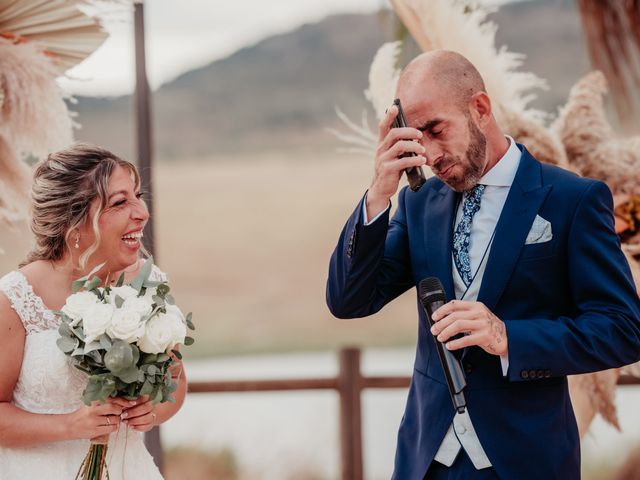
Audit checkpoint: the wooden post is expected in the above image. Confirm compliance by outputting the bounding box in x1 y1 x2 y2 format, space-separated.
338 348 364 480
134 1 155 257
134 1 162 472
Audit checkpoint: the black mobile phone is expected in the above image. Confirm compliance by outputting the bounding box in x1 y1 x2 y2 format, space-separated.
392 98 426 192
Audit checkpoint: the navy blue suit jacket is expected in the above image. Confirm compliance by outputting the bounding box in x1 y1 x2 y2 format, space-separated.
326 146 640 479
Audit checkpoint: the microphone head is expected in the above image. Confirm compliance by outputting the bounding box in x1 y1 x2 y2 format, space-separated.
419 277 446 305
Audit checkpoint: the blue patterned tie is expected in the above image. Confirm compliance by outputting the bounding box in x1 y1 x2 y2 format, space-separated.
453 184 485 287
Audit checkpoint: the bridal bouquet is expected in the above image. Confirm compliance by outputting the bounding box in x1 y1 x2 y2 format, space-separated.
56 258 194 480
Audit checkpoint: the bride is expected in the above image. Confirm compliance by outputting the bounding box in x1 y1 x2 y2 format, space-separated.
0 144 187 478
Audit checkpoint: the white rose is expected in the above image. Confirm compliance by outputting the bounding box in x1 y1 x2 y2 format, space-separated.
164 305 187 342
121 296 153 318
107 309 145 343
61 291 100 326
83 303 115 344
107 285 139 305
138 306 187 354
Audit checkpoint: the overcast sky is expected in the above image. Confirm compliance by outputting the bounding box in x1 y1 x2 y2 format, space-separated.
60 0 521 97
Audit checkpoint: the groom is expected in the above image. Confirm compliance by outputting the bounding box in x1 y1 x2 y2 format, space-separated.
326 50 640 479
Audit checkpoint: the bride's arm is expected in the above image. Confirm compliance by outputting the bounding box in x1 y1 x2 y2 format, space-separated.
0 295 123 447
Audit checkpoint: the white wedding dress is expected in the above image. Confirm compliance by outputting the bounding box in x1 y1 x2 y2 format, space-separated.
0 268 166 479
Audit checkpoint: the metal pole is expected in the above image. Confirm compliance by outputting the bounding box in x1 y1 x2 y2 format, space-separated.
338 348 364 480
133 1 162 472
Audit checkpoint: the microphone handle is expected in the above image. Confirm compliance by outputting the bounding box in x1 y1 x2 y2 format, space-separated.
422 299 467 413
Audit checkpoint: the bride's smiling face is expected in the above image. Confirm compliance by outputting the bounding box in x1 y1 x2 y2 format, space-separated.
78 165 149 274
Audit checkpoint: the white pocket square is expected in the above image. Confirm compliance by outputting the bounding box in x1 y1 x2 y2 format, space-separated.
525 215 553 245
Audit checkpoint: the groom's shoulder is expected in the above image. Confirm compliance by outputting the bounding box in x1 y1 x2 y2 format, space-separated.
528 151 604 196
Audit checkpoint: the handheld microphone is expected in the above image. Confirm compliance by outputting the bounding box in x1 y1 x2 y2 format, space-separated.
418 277 467 413
392 98 427 192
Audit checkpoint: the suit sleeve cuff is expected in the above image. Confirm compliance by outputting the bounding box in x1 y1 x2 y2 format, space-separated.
362 192 391 225
500 354 509 376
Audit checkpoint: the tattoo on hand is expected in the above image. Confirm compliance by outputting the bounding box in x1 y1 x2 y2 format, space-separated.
485 313 505 353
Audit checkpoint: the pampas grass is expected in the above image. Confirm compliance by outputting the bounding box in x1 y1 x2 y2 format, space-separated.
0 39 74 225
400 0 548 123
364 41 402 122
554 71 640 195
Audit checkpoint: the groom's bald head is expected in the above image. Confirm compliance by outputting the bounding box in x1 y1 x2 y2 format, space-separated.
397 50 486 112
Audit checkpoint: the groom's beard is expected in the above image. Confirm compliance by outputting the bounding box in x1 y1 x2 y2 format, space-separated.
437 117 487 192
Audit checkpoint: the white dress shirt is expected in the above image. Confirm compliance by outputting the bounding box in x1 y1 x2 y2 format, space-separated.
363 136 522 469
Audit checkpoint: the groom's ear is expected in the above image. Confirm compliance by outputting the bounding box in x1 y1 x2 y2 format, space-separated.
468 92 491 128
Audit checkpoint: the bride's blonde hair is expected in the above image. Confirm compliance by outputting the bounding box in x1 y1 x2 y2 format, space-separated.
21 144 144 269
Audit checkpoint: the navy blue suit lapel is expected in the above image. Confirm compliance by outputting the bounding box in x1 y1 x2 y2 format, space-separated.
424 182 459 302
477 146 552 311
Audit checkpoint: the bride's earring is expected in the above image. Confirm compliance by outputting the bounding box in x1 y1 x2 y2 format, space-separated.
74 234 80 249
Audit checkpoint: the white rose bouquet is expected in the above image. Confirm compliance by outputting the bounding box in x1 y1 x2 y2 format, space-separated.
56 258 194 480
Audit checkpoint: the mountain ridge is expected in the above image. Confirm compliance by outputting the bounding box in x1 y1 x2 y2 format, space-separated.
72 1 590 161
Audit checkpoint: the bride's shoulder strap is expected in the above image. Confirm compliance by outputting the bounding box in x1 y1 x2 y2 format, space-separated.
0 271 54 334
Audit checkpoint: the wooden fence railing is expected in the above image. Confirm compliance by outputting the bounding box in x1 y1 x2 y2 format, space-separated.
179 347 640 480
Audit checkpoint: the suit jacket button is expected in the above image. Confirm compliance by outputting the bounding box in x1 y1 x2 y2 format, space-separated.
544 370 551 378
528 369 536 379
520 370 529 379
464 362 472 374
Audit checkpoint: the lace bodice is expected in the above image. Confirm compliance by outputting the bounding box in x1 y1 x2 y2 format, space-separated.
0 271 58 334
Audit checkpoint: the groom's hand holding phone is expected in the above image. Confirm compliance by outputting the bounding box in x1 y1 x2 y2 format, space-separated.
367 101 427 220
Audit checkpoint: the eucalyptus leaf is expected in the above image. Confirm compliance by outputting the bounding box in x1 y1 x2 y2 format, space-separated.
126 382 137 398
165 294 175 305
71 346 85 357
104 341 135 373
115 295 125 309
156 284 170 297
58 321 74 338
72 278 87 294
140 380 154 396
152 295 165 307
184 336 195 346
186 313 195 331
152 387 164 404
57 336 79 353
171 349 183 360
84 276 101 291
84 340 102 354
99 334 112 350
156 354 170 363
116 272 126 287
116 366 140 384
142 353 158 364
71 326 86 341
85 350 103 365
130 257 153 291
143 280 162 288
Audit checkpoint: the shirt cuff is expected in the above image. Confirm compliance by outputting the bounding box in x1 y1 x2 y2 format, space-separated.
500 355 509 376
362 192 391 225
